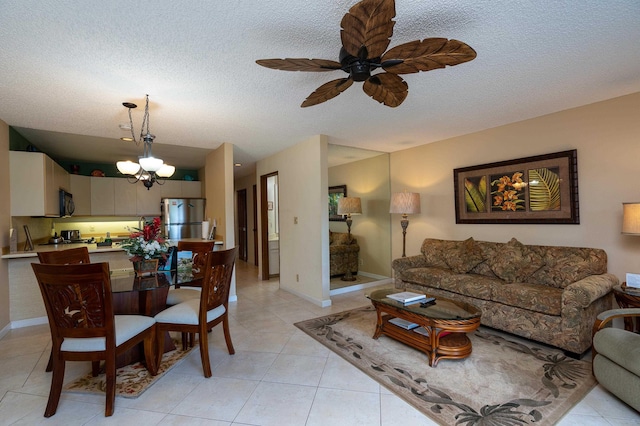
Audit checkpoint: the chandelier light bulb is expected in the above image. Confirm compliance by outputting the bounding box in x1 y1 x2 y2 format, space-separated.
156 164 176 178
116 160 141 176
139 156 164 172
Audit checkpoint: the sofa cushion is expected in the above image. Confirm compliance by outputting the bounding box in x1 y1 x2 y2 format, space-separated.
437 274 504 301
594 327 640 377
443 237 485 273
529 246 608 289
401 267 456 289
421 239 458 269
492 282 563 315
486 238 545 283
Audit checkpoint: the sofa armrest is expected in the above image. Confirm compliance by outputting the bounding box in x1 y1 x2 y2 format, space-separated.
562 273 619 309
392 255 428 276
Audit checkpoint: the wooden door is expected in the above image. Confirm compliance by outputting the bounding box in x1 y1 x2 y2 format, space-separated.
237 189 248 261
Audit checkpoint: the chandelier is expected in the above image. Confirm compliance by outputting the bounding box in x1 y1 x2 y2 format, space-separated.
116 95 175 190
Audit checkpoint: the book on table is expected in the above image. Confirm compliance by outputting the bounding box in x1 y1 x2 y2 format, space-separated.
387 291 427 304
388 317 419 330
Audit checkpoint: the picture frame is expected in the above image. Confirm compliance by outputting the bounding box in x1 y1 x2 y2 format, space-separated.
329 185 347 221
453 150 579 224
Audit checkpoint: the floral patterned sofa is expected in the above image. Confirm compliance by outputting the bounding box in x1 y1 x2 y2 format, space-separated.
329 231 360 277
392 237 618 356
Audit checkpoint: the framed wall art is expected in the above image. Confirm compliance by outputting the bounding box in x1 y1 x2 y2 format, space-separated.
329 185 347 221
453 150 579 224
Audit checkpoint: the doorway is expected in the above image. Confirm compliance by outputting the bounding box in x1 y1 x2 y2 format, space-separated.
237 188 248 261
260 172 280 279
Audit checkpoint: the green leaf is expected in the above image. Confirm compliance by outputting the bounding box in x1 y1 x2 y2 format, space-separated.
529 168 561 211
464 176 486 212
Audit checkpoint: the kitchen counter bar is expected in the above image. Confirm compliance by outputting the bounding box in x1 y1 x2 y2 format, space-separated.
1 238 223 259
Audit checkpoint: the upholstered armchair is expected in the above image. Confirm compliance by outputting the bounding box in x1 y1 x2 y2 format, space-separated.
592 308 640 411
329 231 360 277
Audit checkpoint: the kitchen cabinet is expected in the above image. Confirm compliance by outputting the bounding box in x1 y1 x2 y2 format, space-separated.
10 152 70 217
69 175 91 215
114 179 137 216
91 177 115 215
136 184 162 216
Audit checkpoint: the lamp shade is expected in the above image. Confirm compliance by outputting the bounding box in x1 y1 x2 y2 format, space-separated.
116 160 141 176
156 164 176 178
337 197 362 215
139 156 164 172
390 192 421 215
622 202 640 235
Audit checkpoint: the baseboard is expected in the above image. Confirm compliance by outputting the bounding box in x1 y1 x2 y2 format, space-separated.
357 271 388 280
11 316 48 330
280 284 332 307
330 277 392 296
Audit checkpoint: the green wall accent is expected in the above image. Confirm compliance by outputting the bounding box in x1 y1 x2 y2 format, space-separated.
9 126 199 180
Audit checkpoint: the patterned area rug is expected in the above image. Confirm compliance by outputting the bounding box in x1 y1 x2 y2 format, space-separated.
295 306 596 426
64 339 193 398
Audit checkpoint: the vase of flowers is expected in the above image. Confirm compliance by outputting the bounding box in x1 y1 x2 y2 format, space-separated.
121 217 170 275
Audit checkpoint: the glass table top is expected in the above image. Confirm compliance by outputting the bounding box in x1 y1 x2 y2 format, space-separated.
367 288 481 321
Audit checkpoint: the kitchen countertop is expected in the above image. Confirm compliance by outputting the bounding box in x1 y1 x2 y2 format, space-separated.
1 238 223 259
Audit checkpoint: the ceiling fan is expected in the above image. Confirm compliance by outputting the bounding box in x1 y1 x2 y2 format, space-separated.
256 0 476 108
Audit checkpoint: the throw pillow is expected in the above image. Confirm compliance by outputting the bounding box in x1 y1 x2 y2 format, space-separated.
444 237 485 273
487 238 545 283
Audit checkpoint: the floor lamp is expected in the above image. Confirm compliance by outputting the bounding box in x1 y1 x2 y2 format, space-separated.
337 197 362 281
390 192 421 257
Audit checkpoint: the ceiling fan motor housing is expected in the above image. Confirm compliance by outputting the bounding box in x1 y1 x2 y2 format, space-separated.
339 47 379 82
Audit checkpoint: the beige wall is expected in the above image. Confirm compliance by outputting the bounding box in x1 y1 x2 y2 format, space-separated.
389 92 640 281
329 153 391 277
205 142 236 298
256 135 330 306
0 120 10 333
234 172 257 266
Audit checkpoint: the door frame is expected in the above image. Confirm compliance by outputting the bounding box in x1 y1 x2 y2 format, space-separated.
260 171 278 280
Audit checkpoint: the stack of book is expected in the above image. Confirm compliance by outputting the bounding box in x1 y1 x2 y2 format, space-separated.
387 291 428 305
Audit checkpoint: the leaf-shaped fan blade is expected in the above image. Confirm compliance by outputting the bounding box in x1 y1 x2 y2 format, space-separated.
341 0 395 59
362 73 407 107
301 78 354 108
256 58 342 72
381 38 477 74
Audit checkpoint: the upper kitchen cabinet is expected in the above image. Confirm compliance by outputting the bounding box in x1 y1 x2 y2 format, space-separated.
10 152 70 217
182 181 203 198
91 177 115 215
69 175 91 215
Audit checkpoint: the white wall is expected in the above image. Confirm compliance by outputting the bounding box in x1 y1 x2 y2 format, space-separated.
389 92 640 282
256 135 330 306
0 119 10 334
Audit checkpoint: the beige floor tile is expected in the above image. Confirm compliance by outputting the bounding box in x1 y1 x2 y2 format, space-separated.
306 387 380 426
211 351 278 381
234 381 316 426
318 354 380 393
262 353 327 386
380 393 437 425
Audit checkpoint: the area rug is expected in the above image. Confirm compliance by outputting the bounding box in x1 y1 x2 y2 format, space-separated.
64 339 194 398
295 306 595 426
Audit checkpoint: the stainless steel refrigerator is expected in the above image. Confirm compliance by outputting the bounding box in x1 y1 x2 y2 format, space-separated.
161 198 206 240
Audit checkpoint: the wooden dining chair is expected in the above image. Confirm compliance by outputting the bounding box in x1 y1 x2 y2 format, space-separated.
155 247 237 378
38 246 92 372
31 262 158 417
166 240 216 306
37 246 91 265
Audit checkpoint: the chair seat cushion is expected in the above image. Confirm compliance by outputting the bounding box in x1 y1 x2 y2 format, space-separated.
155 299 226 325
166 287 202 306
594 327 640 377
60 315 155 352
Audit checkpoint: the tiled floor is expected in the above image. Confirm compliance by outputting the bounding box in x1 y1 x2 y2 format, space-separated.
1 260 638 425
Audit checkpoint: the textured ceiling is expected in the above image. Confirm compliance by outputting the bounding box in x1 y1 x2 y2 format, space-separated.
1 1 639 177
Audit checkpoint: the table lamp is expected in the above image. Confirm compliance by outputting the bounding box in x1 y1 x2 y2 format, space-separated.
390 191 421 257
337 197 362 281
622 202 640 235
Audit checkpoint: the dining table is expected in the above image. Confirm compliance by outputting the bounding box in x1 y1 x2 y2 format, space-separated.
110 267 201 367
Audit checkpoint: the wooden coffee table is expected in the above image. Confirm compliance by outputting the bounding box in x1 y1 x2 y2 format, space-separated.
367 288 481 367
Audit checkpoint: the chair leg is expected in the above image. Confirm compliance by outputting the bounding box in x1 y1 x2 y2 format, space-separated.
44 355 65 417
155 327 166 373
91 361 101 377
104 357 116 417
143 330 158 376
45 350 53 372
223 315 235 355
198 326 212 378
181 332 189 351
